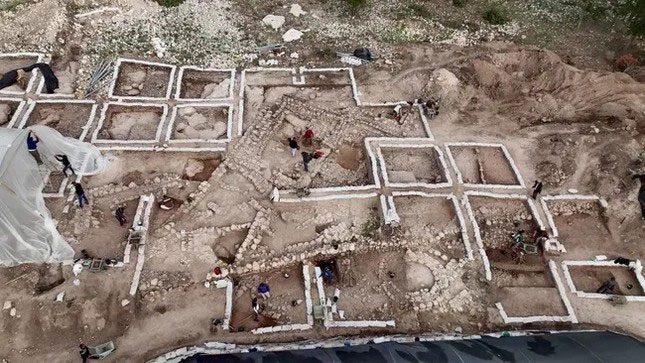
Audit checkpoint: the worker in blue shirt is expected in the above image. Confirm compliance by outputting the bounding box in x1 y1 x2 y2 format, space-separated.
257 282 270 299
26 131 42 165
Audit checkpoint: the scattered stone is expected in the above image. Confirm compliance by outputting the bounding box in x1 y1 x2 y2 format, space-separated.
289 4 306 17
282 28 303 42
262 15 285 30
2 301 11 310
121 299 130 307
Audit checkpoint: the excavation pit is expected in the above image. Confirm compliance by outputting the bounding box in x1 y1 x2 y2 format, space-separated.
93 103 167 143
230 264 308 332
167 105 231 143
0 98 24 127
176 68 234 100
21 101 96 140
110 59 175 100
0 53 42 94
379 145 448 187
447 144 522 187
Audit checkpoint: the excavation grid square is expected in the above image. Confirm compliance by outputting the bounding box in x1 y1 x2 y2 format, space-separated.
0 53 43 95
92 103 167 143
392 193 469 259
176 67 234 101
541 197 609 258
378 145 449 187
562 260 645 302
19 101 97 140
109 59 176 100
34 56 79 97
567 265 644 296
446 143 524 188
0 98 25 127
229 264 308 332
167 105 232 143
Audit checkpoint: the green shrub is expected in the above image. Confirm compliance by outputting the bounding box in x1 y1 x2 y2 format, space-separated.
408 3 432 19
345 0 367 12
155 0 184 7
453 0 467 7
483 3 510 25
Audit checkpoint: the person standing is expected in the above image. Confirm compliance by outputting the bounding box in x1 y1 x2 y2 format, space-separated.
531 180 543 199
301 151 313 172
252 297 261 321
632 174 645 220
257 282 271 299
597 277 617 294
287 137 299 157
26 131 42 165
302 127 314 147
73 182 89 208
115 206 127 226
79 343 90 362
55 154 75 176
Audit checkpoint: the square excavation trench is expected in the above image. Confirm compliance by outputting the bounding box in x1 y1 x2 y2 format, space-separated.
467 195 542 268
229 264 308 332
259 102 372 190
0 98 25 127
253 197 380 263
378 145 449 187
35 55 79 97
0 53 42 95
541 198 611 258
238 69 355 136
446 144 523 187
19 101 97 140
166 104 231 143
318 250 408 322
176 67 234 100
565 263 645 297
110 59 175 100
92 103 167 143
301 69 351 86
72 198 142 258
138 271 228 332
495 267 568 318
244 69 296 86
392 194 468 260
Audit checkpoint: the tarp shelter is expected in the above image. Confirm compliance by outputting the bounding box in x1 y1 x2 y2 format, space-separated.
0 125 108 266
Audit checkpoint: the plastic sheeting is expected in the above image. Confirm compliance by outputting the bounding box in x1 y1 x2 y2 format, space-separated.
0 125 108 266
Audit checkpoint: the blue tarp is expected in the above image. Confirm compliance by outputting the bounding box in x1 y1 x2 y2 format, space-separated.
181 331 645 362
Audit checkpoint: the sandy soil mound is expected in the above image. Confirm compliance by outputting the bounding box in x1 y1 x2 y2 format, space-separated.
464 49 645 127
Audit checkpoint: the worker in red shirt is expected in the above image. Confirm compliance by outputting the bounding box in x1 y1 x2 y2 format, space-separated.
302 127 314 146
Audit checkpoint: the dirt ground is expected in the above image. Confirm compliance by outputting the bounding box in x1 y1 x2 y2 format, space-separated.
0 1 644 359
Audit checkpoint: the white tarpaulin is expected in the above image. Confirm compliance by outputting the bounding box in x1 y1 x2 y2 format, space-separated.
0 125 108 266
